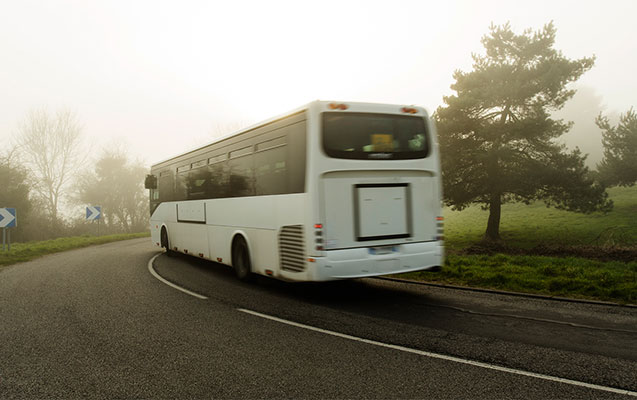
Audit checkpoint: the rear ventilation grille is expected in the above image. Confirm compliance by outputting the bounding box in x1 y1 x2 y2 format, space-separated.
279 225 305 273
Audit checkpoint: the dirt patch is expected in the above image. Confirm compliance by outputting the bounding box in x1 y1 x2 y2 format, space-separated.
529 245 637 263
461 242 637 263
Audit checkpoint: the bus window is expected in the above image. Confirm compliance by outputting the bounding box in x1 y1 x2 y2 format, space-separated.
287 120 307 193
255 144 287 195
158 170 174 202
228 146 254 197
186 167 209 200
322 112 429 160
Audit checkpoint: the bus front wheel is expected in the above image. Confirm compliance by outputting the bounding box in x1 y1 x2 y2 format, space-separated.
232 237 253 282
161 227 175 257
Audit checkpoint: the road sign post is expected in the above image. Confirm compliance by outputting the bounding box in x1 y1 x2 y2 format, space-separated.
0 208 17 252
86 206 101 236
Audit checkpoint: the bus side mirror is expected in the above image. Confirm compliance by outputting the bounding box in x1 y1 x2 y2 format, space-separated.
145 174 157 189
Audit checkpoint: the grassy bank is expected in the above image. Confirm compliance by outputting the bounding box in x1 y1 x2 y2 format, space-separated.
398 186 637 304
400 254 637 304
0 232 150 267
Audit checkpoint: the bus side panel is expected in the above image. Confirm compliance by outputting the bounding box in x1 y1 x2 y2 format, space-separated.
150 202 177 248
205 196 280 276
247 228 278 276
207 224 232 268
203 194 307 279
174 222 208 258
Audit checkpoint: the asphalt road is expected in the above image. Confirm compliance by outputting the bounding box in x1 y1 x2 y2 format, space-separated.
0 238 635 399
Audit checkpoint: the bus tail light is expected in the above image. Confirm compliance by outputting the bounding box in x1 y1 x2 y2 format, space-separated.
314 223 324 251
401 107 418 114
329 103 349 110
436 216 444 241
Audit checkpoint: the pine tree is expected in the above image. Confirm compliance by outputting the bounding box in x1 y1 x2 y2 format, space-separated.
596 108 637 187
435 22 612 241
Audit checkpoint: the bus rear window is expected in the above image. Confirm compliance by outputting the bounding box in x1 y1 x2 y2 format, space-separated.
322 112 429 160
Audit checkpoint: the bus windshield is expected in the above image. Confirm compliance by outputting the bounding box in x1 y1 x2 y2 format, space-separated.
322 112 429 160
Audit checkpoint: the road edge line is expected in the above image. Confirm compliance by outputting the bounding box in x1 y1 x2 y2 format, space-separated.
237 308 637 397
147 253 208 300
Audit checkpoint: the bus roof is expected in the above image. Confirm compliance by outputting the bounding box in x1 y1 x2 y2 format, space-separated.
150 100 428 168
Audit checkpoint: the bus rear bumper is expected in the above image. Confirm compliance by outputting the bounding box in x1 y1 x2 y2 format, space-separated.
310 241 444 281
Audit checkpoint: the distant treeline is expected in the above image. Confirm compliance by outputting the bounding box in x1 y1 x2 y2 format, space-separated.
1 108 148 242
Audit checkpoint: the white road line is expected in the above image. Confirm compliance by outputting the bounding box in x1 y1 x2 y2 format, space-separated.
238 308 637 397
147 253 208 300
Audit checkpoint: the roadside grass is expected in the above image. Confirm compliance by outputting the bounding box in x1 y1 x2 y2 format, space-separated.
399 254 637 304
397 186 637 304
0 232 150 267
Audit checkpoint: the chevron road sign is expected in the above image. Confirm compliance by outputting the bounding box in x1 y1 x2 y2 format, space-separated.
86 206 101 221
0 208 17 228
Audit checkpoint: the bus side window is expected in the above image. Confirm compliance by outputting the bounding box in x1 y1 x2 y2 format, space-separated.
228 145 255 197
159 170 174 202
255 144 287 195
288 120 307 193
187 167 209 200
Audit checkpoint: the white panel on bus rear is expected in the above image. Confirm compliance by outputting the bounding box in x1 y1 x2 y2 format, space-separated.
357 186 409 238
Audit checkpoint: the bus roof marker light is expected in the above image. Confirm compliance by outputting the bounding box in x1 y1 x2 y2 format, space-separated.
328 103 348 110
401 107 418 114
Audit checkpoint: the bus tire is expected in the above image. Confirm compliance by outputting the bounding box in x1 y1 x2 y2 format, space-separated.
161 227 175 257
233 237 253 282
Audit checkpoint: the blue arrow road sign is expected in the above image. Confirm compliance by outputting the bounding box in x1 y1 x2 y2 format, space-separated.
86 206 101 221
0 208 17 228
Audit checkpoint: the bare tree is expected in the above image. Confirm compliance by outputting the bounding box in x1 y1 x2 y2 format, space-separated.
75 147 149 233
17 108 85 225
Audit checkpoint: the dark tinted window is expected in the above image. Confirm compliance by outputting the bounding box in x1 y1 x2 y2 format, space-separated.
158 170 174 202
322 112 428 160
227 152 255 197
206 163 230 199
186 167 210 200
287 120 306 193
255 140 287 195
154 115 306 203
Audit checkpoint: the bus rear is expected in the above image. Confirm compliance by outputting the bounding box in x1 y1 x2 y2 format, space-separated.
304 101 443 280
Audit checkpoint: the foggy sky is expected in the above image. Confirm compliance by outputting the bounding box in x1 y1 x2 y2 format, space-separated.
1 0 636 166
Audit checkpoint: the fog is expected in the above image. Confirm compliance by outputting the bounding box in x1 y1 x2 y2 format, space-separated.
1 0 636 166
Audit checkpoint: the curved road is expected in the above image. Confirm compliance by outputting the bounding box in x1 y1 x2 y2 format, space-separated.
0 238 635 398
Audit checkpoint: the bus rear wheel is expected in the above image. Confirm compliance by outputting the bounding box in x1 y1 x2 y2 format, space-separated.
233 237 253 282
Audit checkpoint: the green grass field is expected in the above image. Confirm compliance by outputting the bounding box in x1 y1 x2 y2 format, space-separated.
443 186 637 250
399 186 637 304
0 232 150 267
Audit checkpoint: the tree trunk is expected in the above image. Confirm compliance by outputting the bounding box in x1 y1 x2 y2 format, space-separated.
484 107 508 242
484 192 502 241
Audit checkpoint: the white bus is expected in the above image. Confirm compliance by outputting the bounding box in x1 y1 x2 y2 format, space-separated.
145 101 444 282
